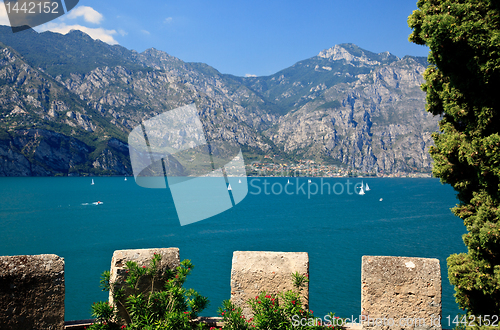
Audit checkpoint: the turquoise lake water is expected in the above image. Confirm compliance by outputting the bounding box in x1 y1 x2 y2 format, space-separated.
0 177 466 321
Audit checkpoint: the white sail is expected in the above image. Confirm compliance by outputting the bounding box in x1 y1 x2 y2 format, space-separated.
228 184 232 191
365 183 370 191
91 179 94 185
238 179 241 183
359 182 365 195
287 179 290 184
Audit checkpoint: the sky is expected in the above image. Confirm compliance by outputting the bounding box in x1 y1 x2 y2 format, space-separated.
0 0 430 77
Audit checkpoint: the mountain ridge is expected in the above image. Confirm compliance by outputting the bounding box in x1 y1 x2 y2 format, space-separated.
0 26 436 176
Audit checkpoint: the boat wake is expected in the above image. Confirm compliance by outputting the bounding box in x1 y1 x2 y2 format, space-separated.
81 201 103 206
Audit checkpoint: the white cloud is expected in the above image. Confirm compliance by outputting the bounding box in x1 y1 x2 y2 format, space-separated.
66 6 103 24
0 1 12 26
37 22 118 45
1 2 119 45
163 17 173 24
117 29 127 37
141 29 150 35
245 74 257 77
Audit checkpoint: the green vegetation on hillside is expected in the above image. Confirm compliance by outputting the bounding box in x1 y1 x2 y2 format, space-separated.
0 25 143 78
0 24 434 176
317 100 341 110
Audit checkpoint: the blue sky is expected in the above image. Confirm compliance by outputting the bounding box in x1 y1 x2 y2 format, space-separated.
1 0 429 77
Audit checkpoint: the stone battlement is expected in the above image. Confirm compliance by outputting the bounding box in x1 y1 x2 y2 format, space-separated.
0 250 442 330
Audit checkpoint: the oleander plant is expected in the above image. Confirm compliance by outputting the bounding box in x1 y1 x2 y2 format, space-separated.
216 272 344 330
89 258 345 330
88 254 209 330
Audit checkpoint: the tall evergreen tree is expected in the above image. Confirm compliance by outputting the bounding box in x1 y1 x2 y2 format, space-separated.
408 0 500 317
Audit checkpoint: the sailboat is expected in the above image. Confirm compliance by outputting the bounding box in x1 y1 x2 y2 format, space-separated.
365 183 370 191
124 177 127 181
287 179 290 184
308 179 311 183
91 179 94 185
228 184 232 191
238 179 241 183
359 182 365 195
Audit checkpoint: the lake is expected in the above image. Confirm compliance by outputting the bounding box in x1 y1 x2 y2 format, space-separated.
0 177 466 321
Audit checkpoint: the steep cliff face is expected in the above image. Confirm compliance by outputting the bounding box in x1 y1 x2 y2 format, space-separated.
266 53 436 173
54 65 276 155
0 43 132 176
0 28 437 176
0 46 94 132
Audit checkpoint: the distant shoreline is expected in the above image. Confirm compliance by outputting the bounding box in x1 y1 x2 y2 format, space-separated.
0 174 434 178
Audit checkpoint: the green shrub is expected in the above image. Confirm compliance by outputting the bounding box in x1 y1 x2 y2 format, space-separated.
88 254 209 330
218 272 342 330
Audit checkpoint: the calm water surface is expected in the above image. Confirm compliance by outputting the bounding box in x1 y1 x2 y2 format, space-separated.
0 177 466 321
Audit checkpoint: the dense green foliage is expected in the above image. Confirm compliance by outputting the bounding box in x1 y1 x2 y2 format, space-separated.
217 272 342 330
90 264 343 330
408 0 500 317
89 255 209 330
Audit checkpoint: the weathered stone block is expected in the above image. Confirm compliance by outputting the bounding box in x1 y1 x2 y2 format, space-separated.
361 256 441 330
0 254 65 330
230 251 309 318
108 248 180 324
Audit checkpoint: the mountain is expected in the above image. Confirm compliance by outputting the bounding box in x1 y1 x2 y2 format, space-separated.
0 26 437 176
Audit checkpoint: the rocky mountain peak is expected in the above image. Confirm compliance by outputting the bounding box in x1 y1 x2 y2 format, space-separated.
137 47 185 70
317 44 399 66
66 29 93 39
142 48 172 59
379 50 399 61
317 44 376 65
0 27 435 176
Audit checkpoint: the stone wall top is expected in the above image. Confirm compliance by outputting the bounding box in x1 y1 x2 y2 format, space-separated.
0 254 65 330
108 248 181 324
109 248 180 270
230 251 309 318
0 254 64 276
361 256 441 330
